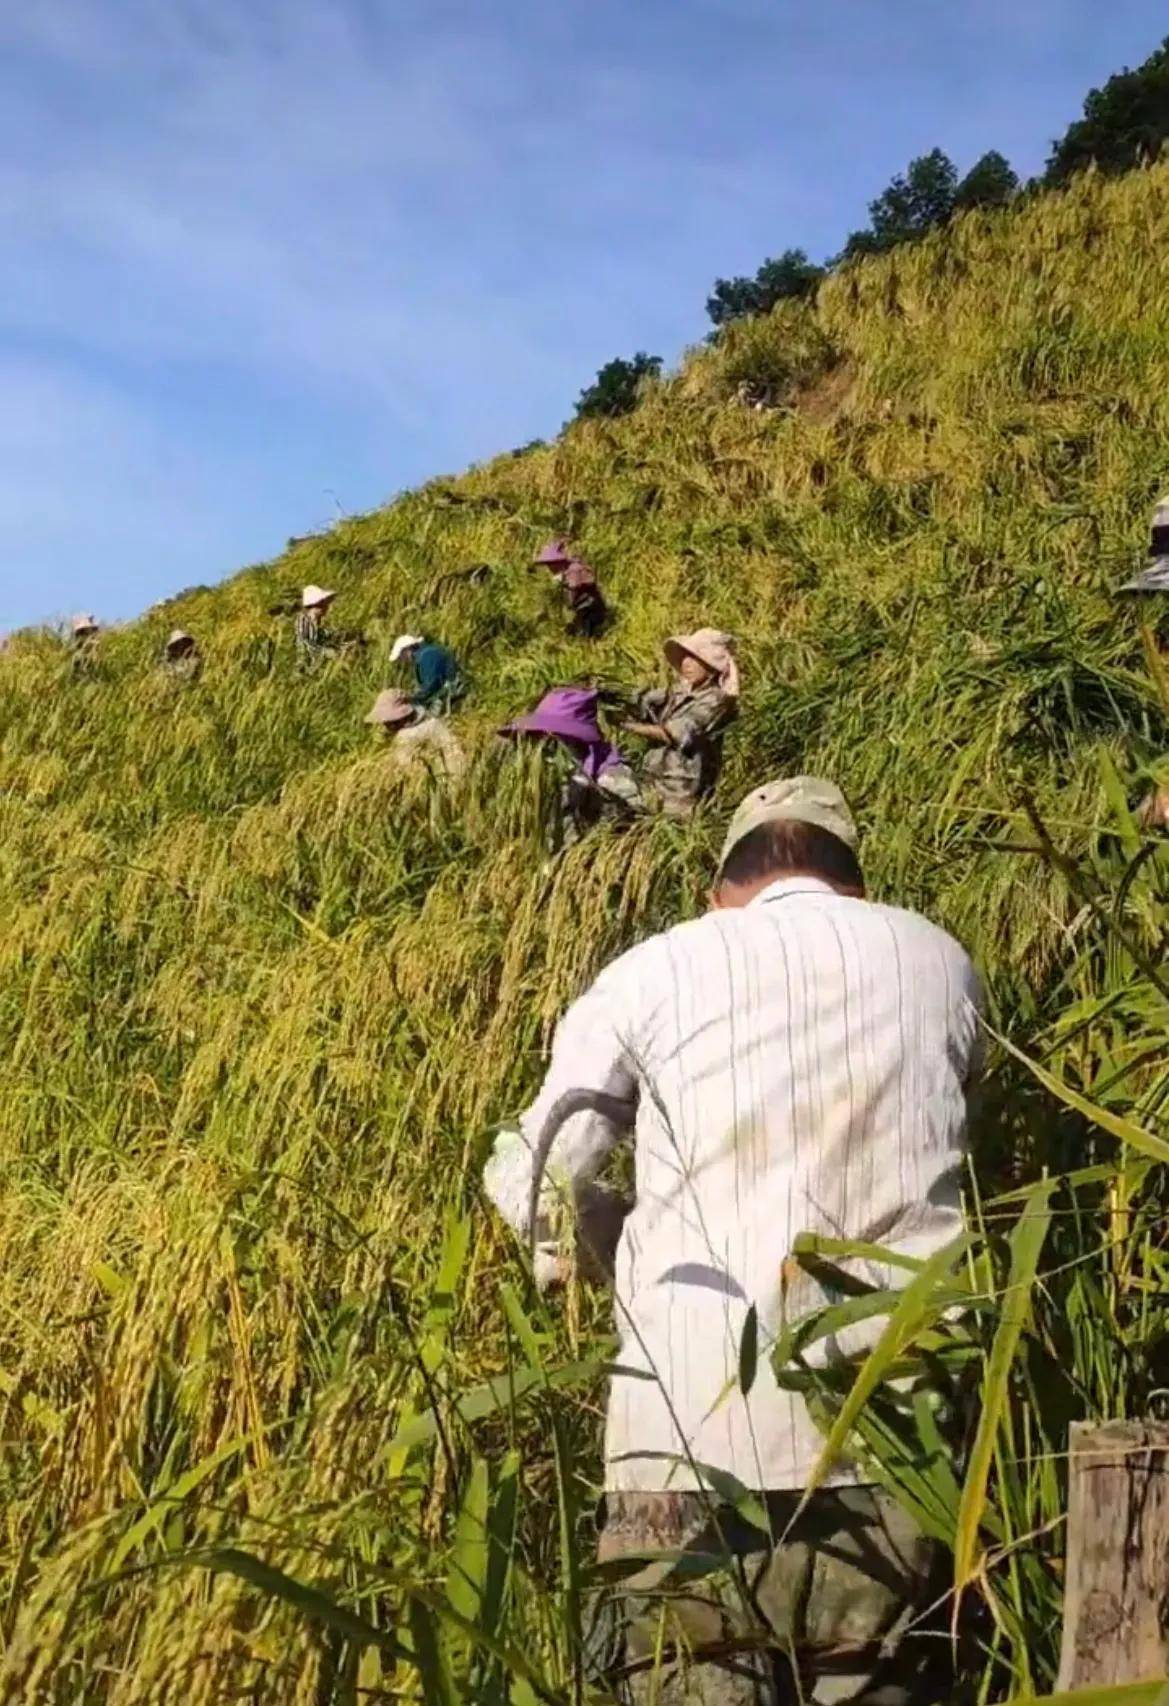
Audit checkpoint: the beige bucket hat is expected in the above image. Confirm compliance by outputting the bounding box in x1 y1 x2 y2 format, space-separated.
719 775 858 870
301 584 336 609
71 613 99 635
166 628 196 655
663 627 740 695
390 633 424 663
365 688 415 727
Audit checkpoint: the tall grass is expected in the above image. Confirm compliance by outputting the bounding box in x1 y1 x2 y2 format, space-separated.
0 162 1168 1699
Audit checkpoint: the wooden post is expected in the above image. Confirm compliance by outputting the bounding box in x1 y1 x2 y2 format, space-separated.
1058 1420 1169 1689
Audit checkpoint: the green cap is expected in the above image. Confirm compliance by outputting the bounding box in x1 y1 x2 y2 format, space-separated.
718 775 858 871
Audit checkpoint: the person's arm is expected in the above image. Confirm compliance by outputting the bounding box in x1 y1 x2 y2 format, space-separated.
660 690 729 754
483 958 639 1263
410 646 444 706
623 686 671 744
623 720 671 744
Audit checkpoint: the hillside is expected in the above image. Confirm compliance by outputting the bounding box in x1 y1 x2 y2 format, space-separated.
1 162 1169 1701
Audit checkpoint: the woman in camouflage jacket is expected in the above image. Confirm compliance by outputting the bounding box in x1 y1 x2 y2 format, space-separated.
624 628 739 817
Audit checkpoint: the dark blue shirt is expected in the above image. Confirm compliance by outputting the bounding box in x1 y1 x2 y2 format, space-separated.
411 641 464 709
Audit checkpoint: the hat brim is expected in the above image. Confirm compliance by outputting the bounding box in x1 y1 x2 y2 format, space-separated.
663 637 714 673
1121 557 1169 593
367 708 413 727
499 716 590 744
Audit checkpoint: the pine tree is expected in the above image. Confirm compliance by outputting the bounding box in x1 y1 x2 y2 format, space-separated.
955 150 1019 210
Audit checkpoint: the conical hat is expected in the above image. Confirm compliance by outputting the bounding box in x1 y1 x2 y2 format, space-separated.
301 584 336 608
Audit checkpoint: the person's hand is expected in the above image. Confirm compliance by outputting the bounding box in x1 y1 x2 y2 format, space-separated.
534 1250 571 1292
575 1184 631 1283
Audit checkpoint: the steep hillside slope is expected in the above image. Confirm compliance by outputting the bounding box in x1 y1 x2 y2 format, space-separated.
1 164 1168 1699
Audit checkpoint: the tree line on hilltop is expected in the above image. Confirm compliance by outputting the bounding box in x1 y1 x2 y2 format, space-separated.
573 35 1169 422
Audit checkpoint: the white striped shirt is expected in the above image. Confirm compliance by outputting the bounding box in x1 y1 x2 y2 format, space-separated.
487 876 983 1493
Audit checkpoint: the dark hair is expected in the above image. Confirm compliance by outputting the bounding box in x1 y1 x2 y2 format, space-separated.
717 819 864 894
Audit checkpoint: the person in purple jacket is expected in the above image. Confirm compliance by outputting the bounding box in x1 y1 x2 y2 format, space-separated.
533 538 610 637
500 686 644 847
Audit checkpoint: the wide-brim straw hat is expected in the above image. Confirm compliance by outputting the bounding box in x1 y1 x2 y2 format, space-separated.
166 628 195 655
365 688 415 727
71 613 98 635
533 538 573 569
499 686 604 746
390 633 424 662
301 584 336 608
663 628 740 695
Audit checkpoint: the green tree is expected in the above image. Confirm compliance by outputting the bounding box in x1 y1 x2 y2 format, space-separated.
842 148 958 258
706 276 760 327
1046 35 1169 183
869 147 958 245
573 352 662 421
955 150 1019 211
706 249 824 328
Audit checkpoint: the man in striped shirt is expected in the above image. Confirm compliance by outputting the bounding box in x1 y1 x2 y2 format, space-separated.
485 777 982 1702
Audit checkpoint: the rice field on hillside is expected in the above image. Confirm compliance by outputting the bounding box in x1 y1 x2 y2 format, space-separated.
1 163 1169 1701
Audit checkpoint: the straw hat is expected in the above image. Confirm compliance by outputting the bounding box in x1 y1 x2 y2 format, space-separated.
301 584 336 609
719 776 858 870
499 687 606 746
390 633 424 663
533 538 573 569
365 688 416 727
663 628 740 695
71 613 98 636
166 628 195 655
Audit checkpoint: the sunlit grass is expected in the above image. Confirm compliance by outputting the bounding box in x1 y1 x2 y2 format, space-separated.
0 162 1168 1700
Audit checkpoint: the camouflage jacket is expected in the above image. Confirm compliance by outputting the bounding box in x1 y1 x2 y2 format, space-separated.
638 683 736 813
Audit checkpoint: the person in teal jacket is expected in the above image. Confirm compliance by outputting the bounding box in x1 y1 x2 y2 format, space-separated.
391 633 466 713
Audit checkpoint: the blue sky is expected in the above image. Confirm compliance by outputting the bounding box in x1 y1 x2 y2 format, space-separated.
0 1 1164 631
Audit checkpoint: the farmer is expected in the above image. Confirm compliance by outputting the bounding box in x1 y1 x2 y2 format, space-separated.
69 613 100 673
499 687 644 848
295 585 338 668
484 776 983 1703
533 538 609 638
364 688 465 777
1120 494 1169 593
624 627 739 817
390 633 466 713
162 628 201 683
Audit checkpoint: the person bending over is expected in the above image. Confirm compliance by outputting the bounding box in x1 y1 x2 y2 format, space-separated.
485 776 982 1704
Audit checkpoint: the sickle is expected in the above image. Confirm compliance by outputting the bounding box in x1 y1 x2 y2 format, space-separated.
526 1089 635 1261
